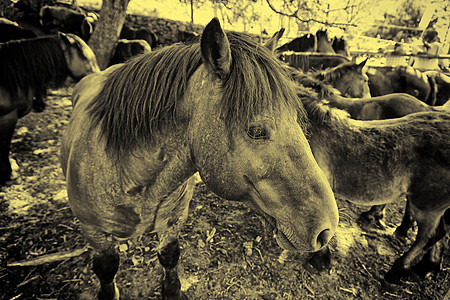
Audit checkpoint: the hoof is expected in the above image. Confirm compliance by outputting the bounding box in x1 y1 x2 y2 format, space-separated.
381 278 401 291
98 281 119 300
32 99 46 112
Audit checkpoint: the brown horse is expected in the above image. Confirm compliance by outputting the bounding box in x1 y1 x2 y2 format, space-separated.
0 32 99 186
311 59 371 98
293 67 450 286
60 19 338 299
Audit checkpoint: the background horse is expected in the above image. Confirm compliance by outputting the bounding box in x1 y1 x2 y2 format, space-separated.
281 52 350 72
315 29 335 54
0 20 36 42
60 19 338 299
276 33 316 52
0 32 99 186
119 24 158 49
293 69 450 286
109 39 151 65
39 5 96 41
367 66 437 105
312 59 371 98
332 36 350 56
425 71 450 105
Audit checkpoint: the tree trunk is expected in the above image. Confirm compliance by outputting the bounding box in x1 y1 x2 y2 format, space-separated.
88 0 130 70
190 0 194 24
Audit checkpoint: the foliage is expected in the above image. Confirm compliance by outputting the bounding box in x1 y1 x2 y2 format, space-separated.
364 0 425 40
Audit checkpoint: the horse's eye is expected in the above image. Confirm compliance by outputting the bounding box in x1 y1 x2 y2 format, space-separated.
247 126 269 140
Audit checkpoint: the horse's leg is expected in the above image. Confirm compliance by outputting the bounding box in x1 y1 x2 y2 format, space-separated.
394 199 415 241
82 224 120 300
358 204 387 229
158 230 182 300
383 207 447 286
32 94 46 113
0 108 19 185
306 245 331 272
411 209 449 278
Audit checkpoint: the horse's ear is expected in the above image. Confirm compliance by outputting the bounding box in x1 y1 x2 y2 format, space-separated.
201 18 231 79
357 58 368 70
264 28 285 52
58 32 74 50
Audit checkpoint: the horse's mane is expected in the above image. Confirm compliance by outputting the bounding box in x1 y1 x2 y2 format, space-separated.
290 67 350 125
0 35 68 99
88 31 305 159
315 62 359 84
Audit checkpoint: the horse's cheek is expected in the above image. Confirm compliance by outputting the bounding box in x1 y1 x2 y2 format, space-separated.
191 126 245 200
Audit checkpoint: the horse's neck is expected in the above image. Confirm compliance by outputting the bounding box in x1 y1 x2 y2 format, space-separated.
325 96 364 118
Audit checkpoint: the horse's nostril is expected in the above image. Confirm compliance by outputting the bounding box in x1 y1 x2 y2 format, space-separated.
316 228 331 248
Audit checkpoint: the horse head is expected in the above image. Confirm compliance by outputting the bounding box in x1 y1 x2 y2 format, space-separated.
58 32 99 81
190 20 338 252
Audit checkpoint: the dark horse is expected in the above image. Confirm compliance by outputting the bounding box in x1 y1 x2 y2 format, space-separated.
281 52 350 72
0 21 36 43
293 69 450 286
60 19 338 299
109 39 151 65
332 36 350 56
315 29 335 54
367 66 437 105
311 59 371 98
0 32 99 185
425 70 450 106
120 24 158 49
276 33 316 52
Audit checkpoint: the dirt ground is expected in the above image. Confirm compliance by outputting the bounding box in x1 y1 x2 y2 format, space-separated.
1 85 449 300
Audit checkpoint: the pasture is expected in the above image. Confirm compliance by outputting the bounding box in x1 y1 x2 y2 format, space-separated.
0 85 448 299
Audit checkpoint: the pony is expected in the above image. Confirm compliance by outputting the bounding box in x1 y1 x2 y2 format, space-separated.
109 39 151 65
280 52 350 72
367 66 437 105
424 71 450 106
0 32 100 186
60 18 338 299
296 70 449 234
39 5 96 41
0 21 36 43
312 59 371 98
332 36 350 56
178 30 199 43
119 24 158 49
292 68 450 286
315 29 335 54
276 33 317 53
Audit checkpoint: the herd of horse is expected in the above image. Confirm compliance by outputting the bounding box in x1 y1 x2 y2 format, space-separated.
1 11 450 299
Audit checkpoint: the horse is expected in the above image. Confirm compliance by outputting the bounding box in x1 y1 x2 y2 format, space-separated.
366 66 437 105
292 68 450 286
178 30 199 43
119 24 158 49
315 29 335 54
0 21 36 43
332 36 350 56
296 71 449 233
0 32 100 186
39 5 96 41
280 52 350 72
60 18 338 299
0 21 44 112
311 59 371 98
276 33 317 53
109 39 151 65
424 71 450 105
